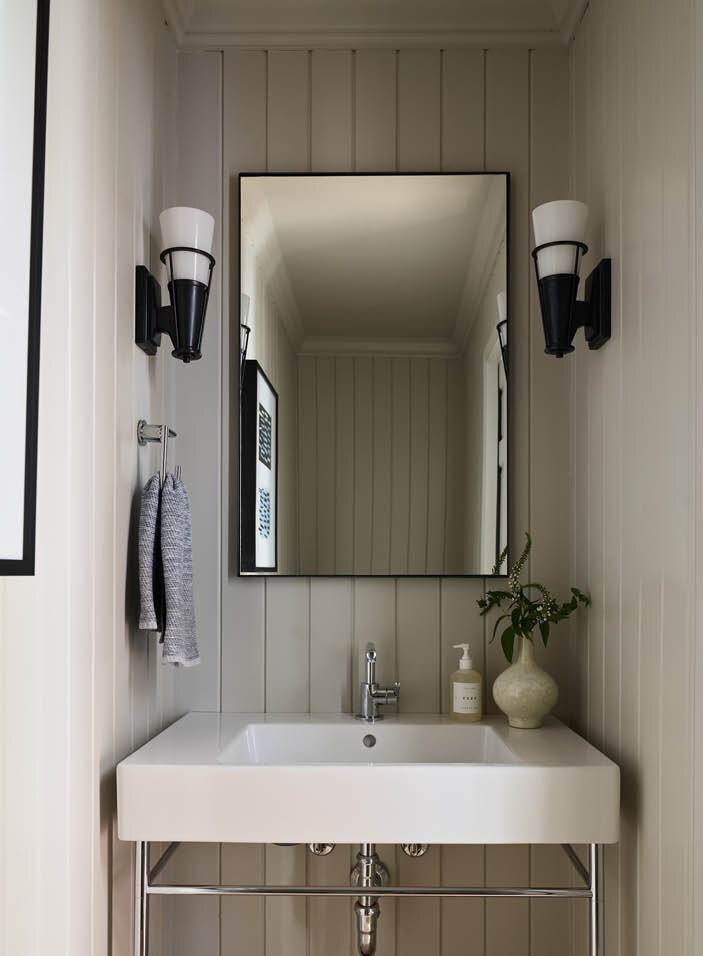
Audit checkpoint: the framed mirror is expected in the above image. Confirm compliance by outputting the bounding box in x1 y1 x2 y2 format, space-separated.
238 173 509 577
0 0 49 575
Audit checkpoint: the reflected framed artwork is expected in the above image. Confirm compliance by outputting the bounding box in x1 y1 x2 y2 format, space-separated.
240 360 278 572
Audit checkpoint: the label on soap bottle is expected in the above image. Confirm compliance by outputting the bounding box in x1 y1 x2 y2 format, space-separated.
453 681 481 715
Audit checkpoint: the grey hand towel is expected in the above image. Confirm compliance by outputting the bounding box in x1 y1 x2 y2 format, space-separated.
160 473 199 666
138 473 163 631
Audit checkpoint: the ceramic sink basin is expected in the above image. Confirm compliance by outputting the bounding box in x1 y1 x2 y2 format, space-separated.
117 713 619 845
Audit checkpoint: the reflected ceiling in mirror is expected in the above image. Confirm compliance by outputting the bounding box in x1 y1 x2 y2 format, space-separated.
238 173 509 576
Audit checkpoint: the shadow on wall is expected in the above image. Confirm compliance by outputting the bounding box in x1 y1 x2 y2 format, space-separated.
125 484 143 635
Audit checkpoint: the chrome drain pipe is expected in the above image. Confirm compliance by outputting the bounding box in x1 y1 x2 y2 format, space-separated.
354 896 380 956
351 843 389 956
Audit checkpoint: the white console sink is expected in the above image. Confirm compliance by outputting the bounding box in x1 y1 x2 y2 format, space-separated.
117 713 619 845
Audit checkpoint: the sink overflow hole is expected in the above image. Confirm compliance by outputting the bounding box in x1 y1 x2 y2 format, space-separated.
363 734 376 748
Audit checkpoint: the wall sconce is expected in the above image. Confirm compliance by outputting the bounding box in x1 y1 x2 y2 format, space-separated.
531 200 611 358
240 293 251 391
135 206 216 363
496 290 508 378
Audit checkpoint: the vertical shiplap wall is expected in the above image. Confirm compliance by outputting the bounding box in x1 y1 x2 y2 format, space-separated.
0 2 179 955
297 354 465 574
569 0 700 955
162 44 579 956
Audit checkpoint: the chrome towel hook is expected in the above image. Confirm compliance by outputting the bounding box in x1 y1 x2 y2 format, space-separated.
137 420 178 487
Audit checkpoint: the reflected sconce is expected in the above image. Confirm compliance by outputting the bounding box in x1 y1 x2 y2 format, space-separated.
240 293 251 391
531 200 611 358
496 290 508 378
135 206 216 363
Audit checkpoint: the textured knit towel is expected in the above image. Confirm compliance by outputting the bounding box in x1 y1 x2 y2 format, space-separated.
160 473 199 666
138 473 163 631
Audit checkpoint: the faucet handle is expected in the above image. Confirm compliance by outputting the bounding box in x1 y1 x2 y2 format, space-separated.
365 642 377 662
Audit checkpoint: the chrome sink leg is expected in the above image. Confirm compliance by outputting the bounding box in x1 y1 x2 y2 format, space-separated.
351 843 389 956
589 844 604 956
134 841 149 956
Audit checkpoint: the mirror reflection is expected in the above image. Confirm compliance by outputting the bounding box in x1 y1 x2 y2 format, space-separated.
238 174 508 576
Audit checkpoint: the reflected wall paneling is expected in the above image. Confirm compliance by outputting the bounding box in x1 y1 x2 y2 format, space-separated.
175 43 574 956
296 356 463 575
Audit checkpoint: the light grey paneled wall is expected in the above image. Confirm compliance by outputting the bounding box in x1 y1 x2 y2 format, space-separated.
0 3 179 955
162 45 580 956
297 354 465 574
569 1 700 955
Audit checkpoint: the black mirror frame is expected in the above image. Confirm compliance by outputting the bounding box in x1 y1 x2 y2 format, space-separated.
236 171 511 579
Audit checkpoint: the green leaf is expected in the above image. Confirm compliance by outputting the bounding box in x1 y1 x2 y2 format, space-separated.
490 613 512 643
539 621 550 646
501 626 515 663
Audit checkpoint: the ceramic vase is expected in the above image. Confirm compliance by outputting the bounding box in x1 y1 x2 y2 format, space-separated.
492 635 558 729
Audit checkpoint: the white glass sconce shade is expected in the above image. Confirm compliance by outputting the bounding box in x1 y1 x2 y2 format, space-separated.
531 200 588 278
241 293 251 325
496 290 508 323
159 206 215 284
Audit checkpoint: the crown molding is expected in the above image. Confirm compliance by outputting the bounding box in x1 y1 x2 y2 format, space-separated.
161 0 590 49
453 178 506 353
165 27 568 51
160 0 185 46
560 0 589 43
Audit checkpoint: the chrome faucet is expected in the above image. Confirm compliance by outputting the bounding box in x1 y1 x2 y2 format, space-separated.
357 643 400 721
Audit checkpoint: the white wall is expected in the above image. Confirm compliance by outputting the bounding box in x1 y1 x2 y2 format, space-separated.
0 2 180 955
169 45 578 956
568 1 702 954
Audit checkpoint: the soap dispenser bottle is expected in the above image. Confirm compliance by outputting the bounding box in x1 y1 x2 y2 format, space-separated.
450 644 483 722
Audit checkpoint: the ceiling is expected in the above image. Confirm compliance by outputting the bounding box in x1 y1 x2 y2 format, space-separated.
162 0 588 48
241 175 506 348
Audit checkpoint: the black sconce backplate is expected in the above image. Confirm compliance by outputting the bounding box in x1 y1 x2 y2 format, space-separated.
135 265 163 356
580 257 611 350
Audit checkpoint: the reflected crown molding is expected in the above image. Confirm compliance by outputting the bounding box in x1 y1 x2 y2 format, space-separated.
297 336 459 358
160 0 588 49
453 178 507 354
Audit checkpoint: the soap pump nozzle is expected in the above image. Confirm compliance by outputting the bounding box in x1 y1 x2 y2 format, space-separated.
453 643 473 670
